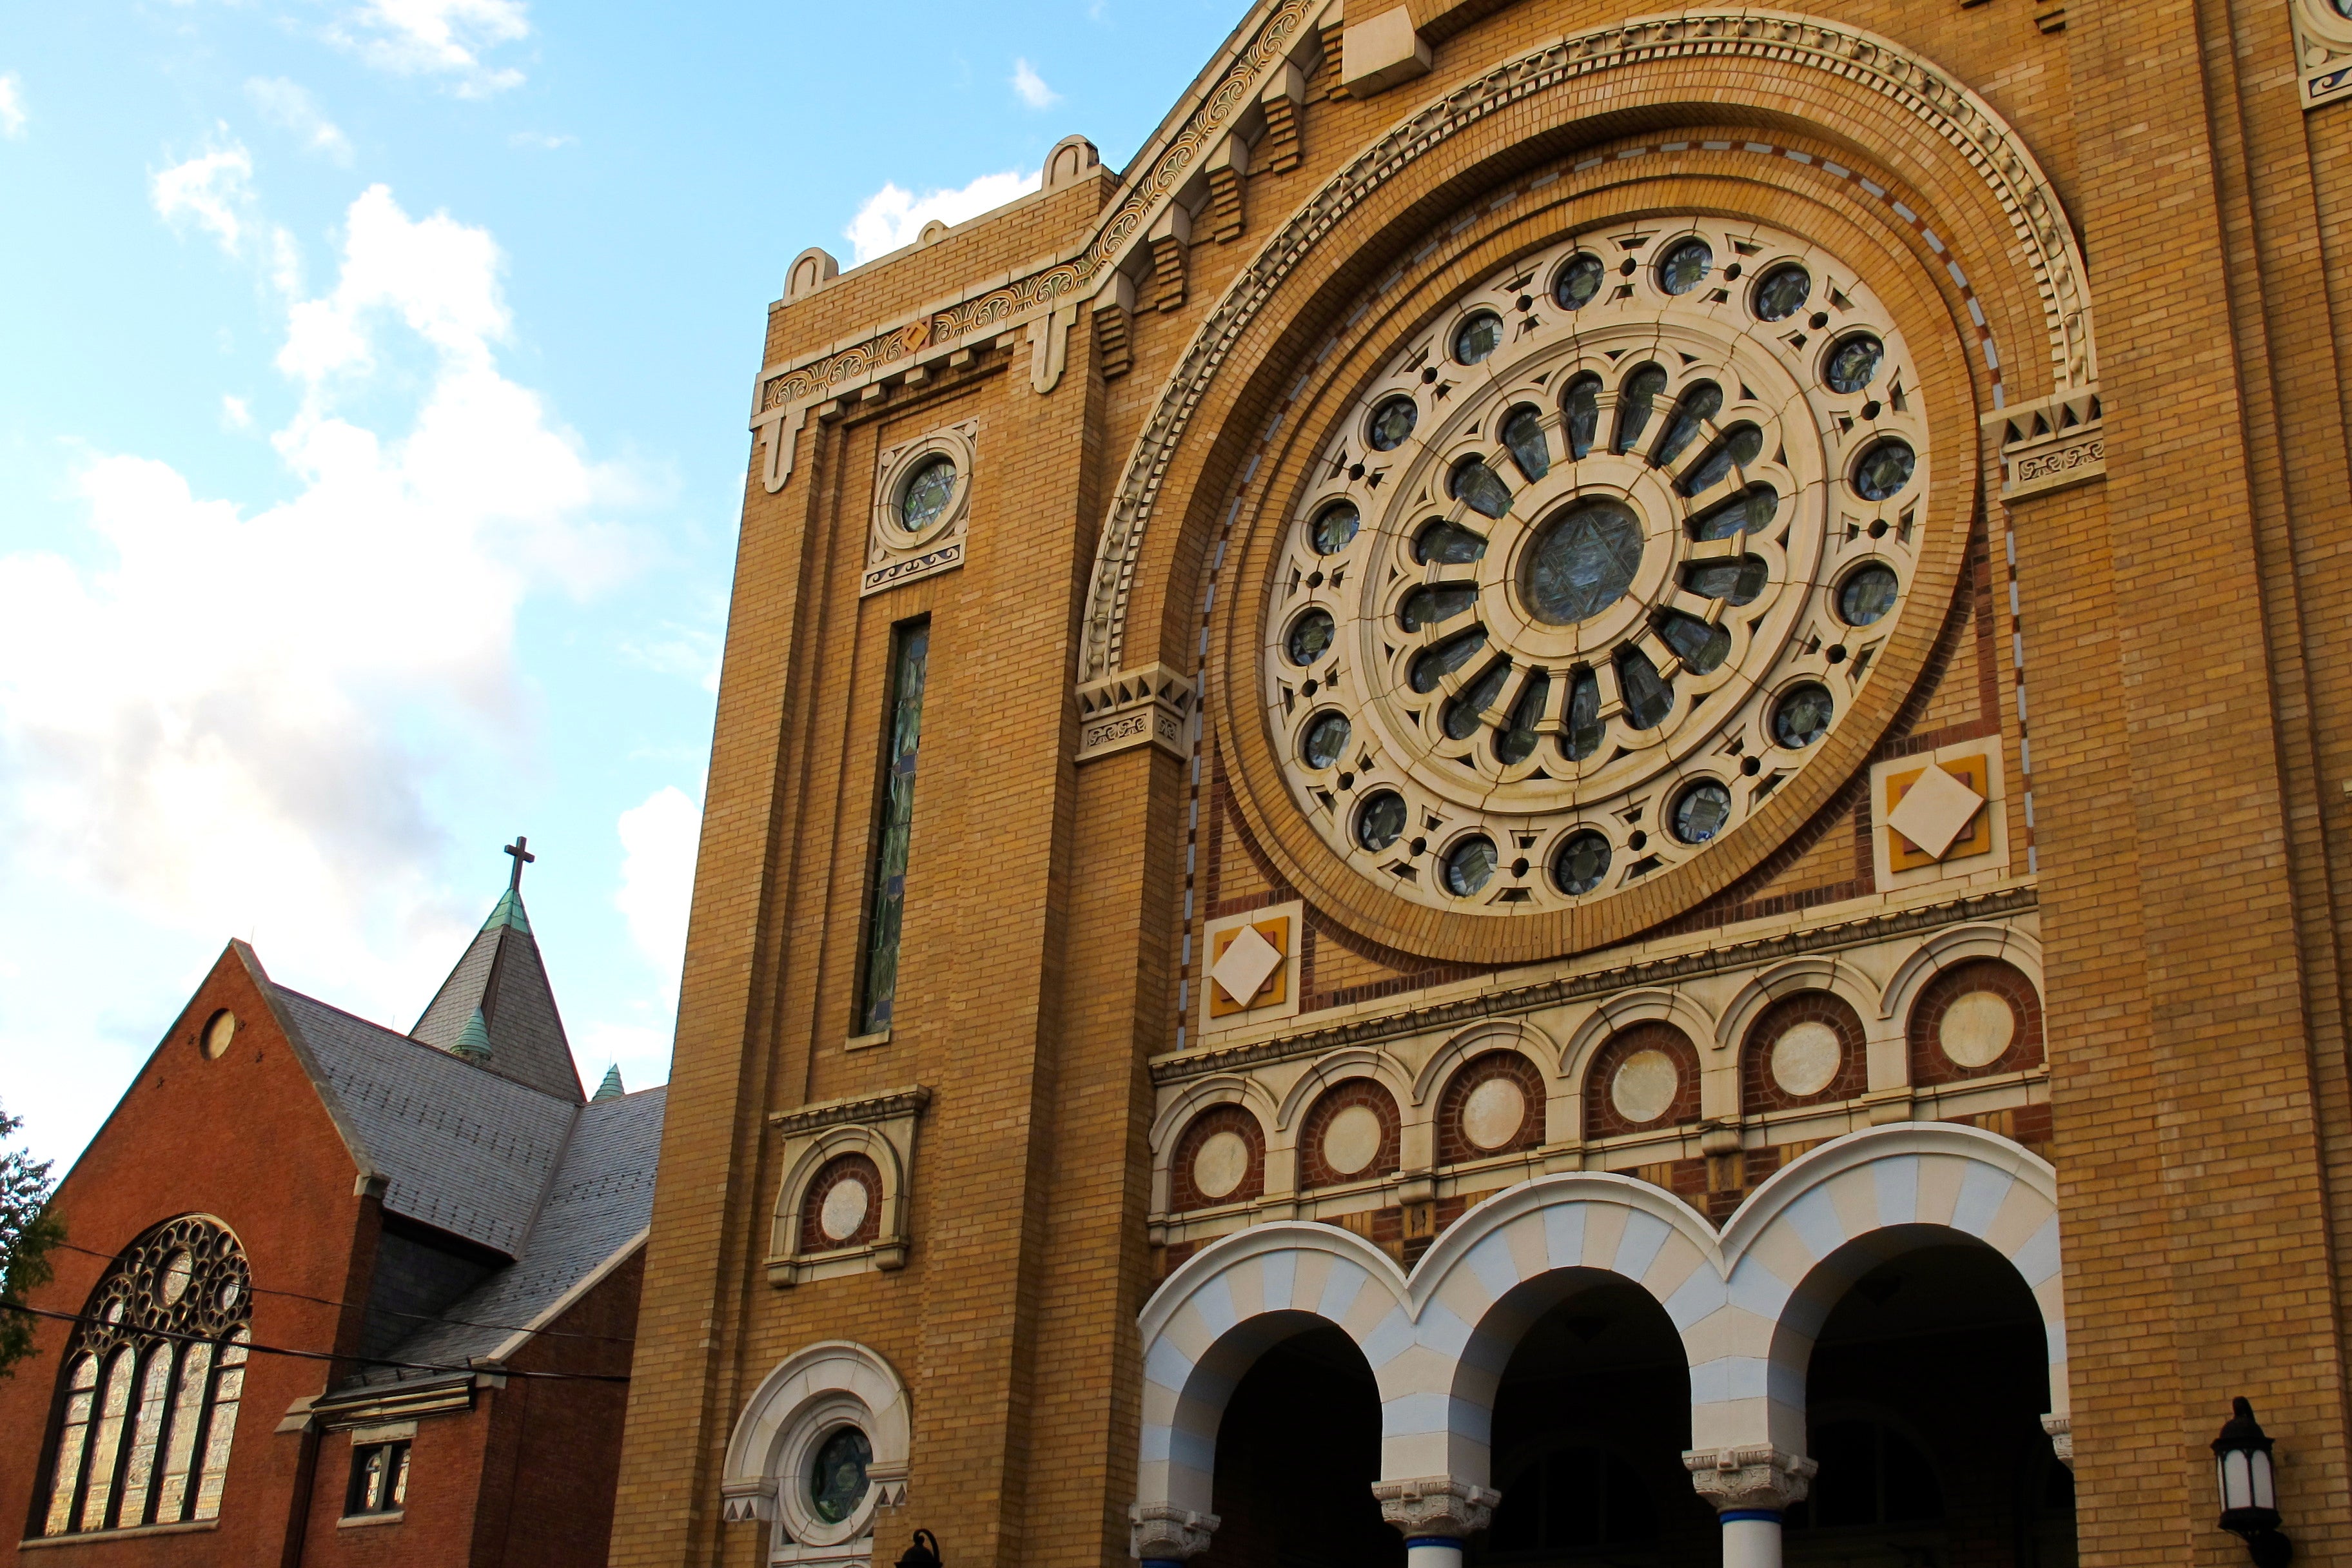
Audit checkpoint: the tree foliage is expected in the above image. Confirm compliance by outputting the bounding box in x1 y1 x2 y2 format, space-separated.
0 1101 63 1376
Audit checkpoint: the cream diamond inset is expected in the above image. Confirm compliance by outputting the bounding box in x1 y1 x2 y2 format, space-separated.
1887 764 1987 861
1210 922 1284 1010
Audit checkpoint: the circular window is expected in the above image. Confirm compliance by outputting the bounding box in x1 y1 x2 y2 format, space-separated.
1193 1129 1252 1198
1311 502 1361 555
1838 563 1900 626
1460 1076 1527 1150
1300 711 1351 770
1658 239 1713 295
1672 781 1732 844
1286 609 1335 665
899 456 957 532
1939 990 2017 1068
1367 397 1418 451
1824 334 1883 394
1770 1021 1842 1097
201 1009 237 1060
1443 835 1498 896
1553 253 1604 310
1610 1049 1680 1123
808 1427 873 1525
819 1178 871 1243
1321 1103 1385 1176
1852 439 1916 502
159 1251 193 1306
1522 500 1644 624
1752 264 1811 321
1553 830 1611 895
1772 683 1835 748
1454 311 1504 364
1357 790 1408 851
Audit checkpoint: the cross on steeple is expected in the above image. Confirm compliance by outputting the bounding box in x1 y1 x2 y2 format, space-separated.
504 836 535 891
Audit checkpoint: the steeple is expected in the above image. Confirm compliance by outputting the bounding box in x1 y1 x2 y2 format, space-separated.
411 838 584 1101
592 1065 625 1101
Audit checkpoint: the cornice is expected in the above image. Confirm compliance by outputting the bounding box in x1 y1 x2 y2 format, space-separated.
765 1085 932 1135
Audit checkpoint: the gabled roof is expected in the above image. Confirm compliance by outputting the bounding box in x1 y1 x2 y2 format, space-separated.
409 888 583 1102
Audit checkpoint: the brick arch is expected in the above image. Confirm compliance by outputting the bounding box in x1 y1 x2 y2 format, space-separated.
1907 957 2045 1086
1297 1078 1403 1188
1741 990 1869 1114
796 1153 883 1253
1582 1023 1703 1139
1168 1102 1267 1212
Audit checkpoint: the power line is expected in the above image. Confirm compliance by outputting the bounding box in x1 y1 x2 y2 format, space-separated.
1 1304 631 1385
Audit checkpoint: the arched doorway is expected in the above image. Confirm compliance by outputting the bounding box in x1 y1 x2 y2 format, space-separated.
1470 1275 1716 1568
1786 1239 2075 1567
1206 1324 1398 1568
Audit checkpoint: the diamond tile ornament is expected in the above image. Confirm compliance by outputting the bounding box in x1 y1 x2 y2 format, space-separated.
1210 921 1285 1010
1886 763 1987 860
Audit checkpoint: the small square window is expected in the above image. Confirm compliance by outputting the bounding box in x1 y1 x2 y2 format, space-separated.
346 1441 409 1518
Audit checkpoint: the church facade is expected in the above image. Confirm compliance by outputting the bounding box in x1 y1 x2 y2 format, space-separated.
612 4 2352 1568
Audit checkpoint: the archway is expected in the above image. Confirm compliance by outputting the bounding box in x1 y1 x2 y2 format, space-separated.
1204 1323 1398 1568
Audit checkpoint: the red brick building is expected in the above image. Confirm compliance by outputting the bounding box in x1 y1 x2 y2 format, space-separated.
0 866 662 1566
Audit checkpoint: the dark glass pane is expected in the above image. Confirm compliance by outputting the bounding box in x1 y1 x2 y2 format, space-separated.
1651 382 1722 468
1689 484 1778 541
1311 503 1360 554
809 1427 872 1524
1454 311 1504 364
1554 830 1611 895
1356 790 1407 851
1411 627 1488 692
1660 611 1731 674
1524 500 1644 625
1400 584 1477 631
1852 439 1916 501
900 456 957 531
1444 660 1508 740
1672 779 1733 843
1496 671 1549 763
1839 563 1900 625
1443 836 1497 896
1301 710 1351 769
1553 253 1604 309
1881 1427 1945 1523
1659 238 1713 294
1752 263 1812 321
1415 520 1486 564
1286 609 1335 665
1450 459 1513 520
1684 556 1769 605
1502 406 1550 483
1680 423 1765 495
860 625 929 1034
1774 683 1834 747
1564 669 1603 760
1618 648 1672 730
1367 397 1418 450
1825 334 1883 394
1563 374 1602 460
1614 365 1667 452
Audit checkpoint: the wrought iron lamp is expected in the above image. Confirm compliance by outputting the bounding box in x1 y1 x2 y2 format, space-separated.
896 1529 943 1568
2213 1397 2292 1568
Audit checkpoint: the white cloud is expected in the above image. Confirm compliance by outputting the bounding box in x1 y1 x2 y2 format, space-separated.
221 394 251 428
1010 57 1060 110
331 0 531 95
246 77 354 164
615 784 700 1007
0 183 632 1024
509 130 574 150
152 132 255 256
845 168 1039 264
0 75 25 139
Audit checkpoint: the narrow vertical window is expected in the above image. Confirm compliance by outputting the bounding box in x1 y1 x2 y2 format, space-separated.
859 622 930 1035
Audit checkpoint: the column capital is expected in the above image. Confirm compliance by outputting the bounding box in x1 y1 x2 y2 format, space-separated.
2041 1413 2073 1471
1371 1475 1501 1540
1129 1502 1219 1563
1682 1446 1817 1514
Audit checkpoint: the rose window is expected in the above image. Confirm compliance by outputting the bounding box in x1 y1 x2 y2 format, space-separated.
1262 219 1926 913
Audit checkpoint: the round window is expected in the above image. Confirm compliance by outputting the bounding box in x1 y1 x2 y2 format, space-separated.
1367 397 1418 451
1672 780 1733 844
1851 439 1916 502
1824 334 1883 394
201 1008 237 1060
808 1426 873 1525
899 456 957 532
1286 609 1335 665
1553 253 1604 310
1522 500 1644 625
1553 830 1611 896
1300 711 1351 770
1356 790 1408 852
1751 264 1811 322
1772 683 1835 749
1453 311 1504 364
1443 835 1497 896
1658 239 1712 295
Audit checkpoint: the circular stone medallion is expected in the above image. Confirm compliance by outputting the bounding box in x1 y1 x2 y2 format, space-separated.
1322 1103 1385 1176
1461 1077 1528 1150
1611 1050 1680 1124
1939 991 2016 1068
1769 1021 1842 1097
1193 1130 1252 1199
819 1176 872 1242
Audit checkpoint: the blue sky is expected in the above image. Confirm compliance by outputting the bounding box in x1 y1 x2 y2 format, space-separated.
0 0 1248 1173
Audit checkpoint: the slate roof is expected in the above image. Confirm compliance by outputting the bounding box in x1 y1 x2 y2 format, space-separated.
410 888 584 1102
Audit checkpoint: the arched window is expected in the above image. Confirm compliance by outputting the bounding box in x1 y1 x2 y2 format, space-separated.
38 1215 251 1538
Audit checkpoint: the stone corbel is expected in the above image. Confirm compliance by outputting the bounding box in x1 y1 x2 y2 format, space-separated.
1259 62 1309 173
1340 6 1431 97
1132 1503 1220 1564
1372 1476 1500 1539
1030 302 1080 395
1148 203 1192 313
2042 1413 2073 1471
754 400 808 495
1683 1445 1818 1513
1075 663 1195 763
1095 273 1137 380
1205 136 1249 243
720 1477 778 1524
1984 387 2103 501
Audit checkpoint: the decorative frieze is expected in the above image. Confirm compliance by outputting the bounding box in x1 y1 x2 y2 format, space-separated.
1075 663 1195 763
1984 389 2104 501
2291 0 2352 108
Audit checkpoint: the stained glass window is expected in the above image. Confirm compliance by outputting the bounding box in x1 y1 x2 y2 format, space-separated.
1454 311 1504 364
810 1427 873 1525
346 1441 411 1517
1553 253 1604 310
1752 264 1811 321
859 623 930 1035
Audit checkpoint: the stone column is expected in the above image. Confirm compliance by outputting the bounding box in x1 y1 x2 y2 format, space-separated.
1129 1504 1218 1568
1684 1446 1816 1568
1373 1475 1500 1568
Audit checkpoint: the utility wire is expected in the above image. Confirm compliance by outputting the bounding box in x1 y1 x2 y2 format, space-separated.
1 1304 631 1385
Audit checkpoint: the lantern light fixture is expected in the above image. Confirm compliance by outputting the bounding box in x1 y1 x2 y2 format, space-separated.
896 1529 943 1568
2213 1397 2292 1568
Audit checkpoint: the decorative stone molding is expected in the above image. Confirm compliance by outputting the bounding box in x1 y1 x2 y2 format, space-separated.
1342 6 1433 97
766 1088 930 1286
1043 134 1102 193
1075 8 2101 685
1373 1476 1500 1538
2043 1413 2073 1471
1985 389 2104 500
721 1342 914 1560
1683 1446 1818 1513
1130 1502 1220 1562
720 1478 778 1524
1076 663 1195 762
2291 0 2352 108
1200 900 1304 1036
785 248 839 302
865 422 977 597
